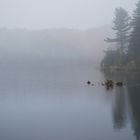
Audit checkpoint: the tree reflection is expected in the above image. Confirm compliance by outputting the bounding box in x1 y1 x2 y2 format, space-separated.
112 87 127 129
102 70 127 129
126 72 140 140
102 70 140 139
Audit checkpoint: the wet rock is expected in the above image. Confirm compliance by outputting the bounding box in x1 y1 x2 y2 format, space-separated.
116 82 123 86
105 80 114 89
87 81 91 85
105 80 114 87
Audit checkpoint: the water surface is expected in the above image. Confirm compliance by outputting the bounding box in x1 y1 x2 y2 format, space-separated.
0 63 139 140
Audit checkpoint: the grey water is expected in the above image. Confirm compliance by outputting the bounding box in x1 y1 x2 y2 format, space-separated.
0 62 139 140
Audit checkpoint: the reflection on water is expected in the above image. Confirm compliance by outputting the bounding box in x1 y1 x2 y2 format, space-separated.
0 63 140 140
113 87 127 129
127 73 140 140
103 70 140 140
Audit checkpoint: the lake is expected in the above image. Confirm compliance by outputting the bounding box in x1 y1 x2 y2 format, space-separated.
0 62 139 140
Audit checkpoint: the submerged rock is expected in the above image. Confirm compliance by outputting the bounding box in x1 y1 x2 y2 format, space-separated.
101 82 105 86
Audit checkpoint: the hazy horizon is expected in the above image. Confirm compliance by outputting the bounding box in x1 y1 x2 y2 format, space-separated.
0 25 112 67
0 0 137 30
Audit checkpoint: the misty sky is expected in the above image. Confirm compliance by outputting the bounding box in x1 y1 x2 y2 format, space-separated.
0 0 137 29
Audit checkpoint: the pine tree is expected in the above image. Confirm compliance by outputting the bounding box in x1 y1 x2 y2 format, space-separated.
128 0 140 65
105 7 131 65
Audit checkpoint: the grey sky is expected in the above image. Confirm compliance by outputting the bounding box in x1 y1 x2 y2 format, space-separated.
0 0 137 29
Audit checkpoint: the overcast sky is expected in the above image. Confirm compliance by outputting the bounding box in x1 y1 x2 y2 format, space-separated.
0 0 137 29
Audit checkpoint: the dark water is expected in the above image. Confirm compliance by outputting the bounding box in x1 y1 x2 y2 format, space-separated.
0 62 140 140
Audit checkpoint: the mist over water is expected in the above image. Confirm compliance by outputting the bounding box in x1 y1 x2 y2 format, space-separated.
0 28 111 66
0 28 138 140
0 58 139 140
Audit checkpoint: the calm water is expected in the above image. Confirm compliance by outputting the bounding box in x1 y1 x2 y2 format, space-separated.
0 62 140 140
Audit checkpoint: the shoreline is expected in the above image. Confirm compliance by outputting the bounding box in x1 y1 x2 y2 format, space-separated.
100 66 140 72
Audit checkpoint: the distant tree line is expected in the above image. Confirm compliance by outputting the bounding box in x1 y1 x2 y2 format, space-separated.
101 0 140 70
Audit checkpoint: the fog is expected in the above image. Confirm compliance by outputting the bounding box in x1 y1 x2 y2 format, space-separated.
0 26 113 67
0 0 136 66
0 0 136 29
0 1 140 140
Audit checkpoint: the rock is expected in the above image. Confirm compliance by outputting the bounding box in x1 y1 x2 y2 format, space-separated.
116 82 123 86
105 80 114 89
87 81 91 85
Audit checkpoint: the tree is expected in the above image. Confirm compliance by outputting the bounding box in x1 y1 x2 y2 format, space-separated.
128 0 140 65
105 8 131 65
101 49 120 68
